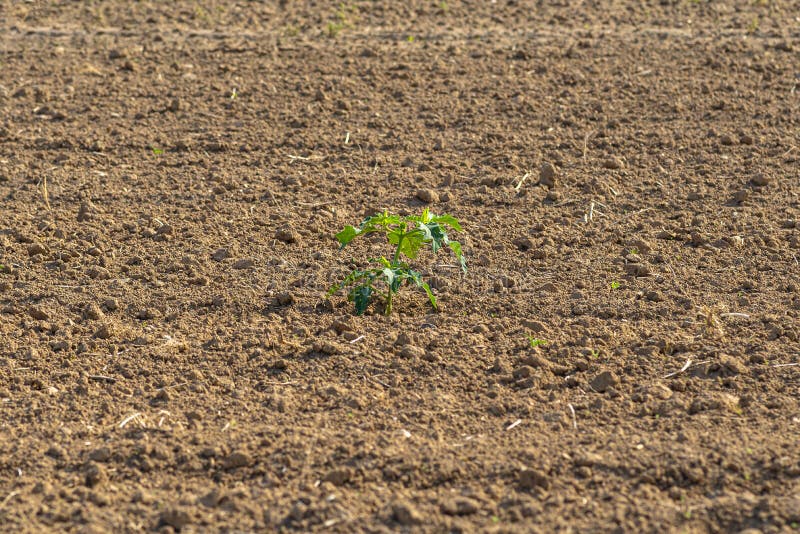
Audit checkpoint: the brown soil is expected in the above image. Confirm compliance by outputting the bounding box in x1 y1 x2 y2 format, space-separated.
2 2 799 532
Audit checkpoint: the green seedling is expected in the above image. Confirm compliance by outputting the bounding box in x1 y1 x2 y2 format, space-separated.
150 146 164 156
610 281 621 290
328 209 466 315
527 335 547 348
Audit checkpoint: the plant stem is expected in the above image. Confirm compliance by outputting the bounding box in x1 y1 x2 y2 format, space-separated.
385 289 393 315
392 226 405 265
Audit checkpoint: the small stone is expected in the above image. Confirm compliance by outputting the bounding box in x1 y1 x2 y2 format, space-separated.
645 290 664 302
392 501 423 525
88 447 112 463
590 371 619 393
539 162 557 188
512 366 535 379
400 345 426 359
224 451 252 470
275 225 299 243
77 202 93 222
45 446 66 460
601 157 622 170
136 308 157 320
750 174 770 186
522 319 547 333
624 263 651 277
323 467 352 486
441 497 479 516
94 324 114 339
739 133 755 145
513 237 535 251
27 243 47 256
415 189 439 203
159 509 191 530
167 98 182 112
276 292 294 305
733 189 749 204
211 247 229 261
84 462 107 488
82 303 104 321
28 306 50 320
155 224 173 235
719 134 735 146
233 258 255 269
518 468 550 490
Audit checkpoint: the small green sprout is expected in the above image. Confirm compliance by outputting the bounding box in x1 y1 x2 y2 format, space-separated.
406 35 415 42
610 281 621 290
150 146 164 156
328 209 466 315
527 335 547 348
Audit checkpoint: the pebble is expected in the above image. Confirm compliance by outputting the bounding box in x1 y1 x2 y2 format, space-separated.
159 509 191 530
518 468 550 490
415 189 439 203
233 258 255 269
224 451 252 470
400 345 426 359
719 134 735 146
512 237 534 251
539 162 557 188
275 225 299 243
601 157 622 170
83 303 104 321
392 501 423 525
732 189 749 204
94 324 114 339
77 202 93 222
88 447 112 463
84 462 107 488
750 174 770 186
211 247 230 261
624 263 650 277
323 467 352 486
276 292 294 305
440 497 479 516
590 371 619 393
28 243 47 256
28 306 50 320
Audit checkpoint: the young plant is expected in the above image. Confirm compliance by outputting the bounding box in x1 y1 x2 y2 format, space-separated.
527 335 547 348
328 209 466 315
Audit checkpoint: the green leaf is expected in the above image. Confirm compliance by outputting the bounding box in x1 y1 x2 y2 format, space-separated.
448 241 467 272
399 230 425 259
382 267 396 289
406 269 437 310
349 284 373 315
335 225 359 248
431 213 461 231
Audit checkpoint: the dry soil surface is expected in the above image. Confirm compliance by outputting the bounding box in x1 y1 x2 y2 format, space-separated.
1 1 800 532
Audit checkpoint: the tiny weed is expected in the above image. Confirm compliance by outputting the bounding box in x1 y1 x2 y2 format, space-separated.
437 1 449 12
230 88 238 100
527 335 547 348
628 247 639 255
326 2 357 38
328 209 466 315
590 349 601 359
610 281 621 290
150 146 164 155
406 35 415 43
683 509 692 520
